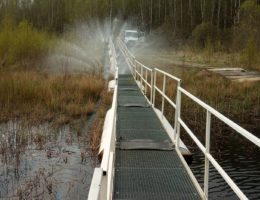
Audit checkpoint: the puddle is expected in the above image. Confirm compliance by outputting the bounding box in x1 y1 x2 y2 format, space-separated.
0 121 97 199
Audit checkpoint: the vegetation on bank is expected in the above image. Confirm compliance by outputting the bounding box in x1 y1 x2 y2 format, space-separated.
0 71 105 126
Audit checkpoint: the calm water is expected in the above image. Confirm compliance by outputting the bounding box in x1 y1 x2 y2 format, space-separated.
188 127 260 199
0 121 97 199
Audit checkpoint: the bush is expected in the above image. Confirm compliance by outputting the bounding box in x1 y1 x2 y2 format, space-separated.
0 18 52 67
233 0 260 51
192 23 216 48
10 21 50 62
240 38 259 70
0 17 14 62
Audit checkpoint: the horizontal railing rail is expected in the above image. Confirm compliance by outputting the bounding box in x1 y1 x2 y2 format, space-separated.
178 87 260 147
176 87 260 199
117 38 260 200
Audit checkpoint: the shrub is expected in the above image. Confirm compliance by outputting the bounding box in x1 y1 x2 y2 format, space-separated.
192 23 216 48
240 38 259 70
10 21 50 63
0 18 52 67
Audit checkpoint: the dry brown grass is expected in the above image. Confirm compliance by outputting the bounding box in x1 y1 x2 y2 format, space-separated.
135 45 260 71
88 91 113 155
152 66 259 137
0 71 105 125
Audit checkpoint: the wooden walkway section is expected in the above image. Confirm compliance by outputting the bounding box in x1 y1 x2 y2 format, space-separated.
113 73 200 199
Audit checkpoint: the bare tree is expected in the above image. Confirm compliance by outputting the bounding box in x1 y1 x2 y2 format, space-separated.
217 0 222 31
200 0 206 22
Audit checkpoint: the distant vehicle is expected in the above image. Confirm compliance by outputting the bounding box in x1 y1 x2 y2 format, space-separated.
124 30 138 44
124 30 145 46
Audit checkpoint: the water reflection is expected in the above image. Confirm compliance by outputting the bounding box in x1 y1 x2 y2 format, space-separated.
0 121 97 199
189 127 260 199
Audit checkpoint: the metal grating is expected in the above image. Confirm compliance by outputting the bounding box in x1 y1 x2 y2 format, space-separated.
117 119 164 130
118 96 149 107
113 74 200 200
118 79 136 86
113 151 200 200
119 139 174 150
118 86 139 91
117 129 169 141
118 90 142 96
117 106 155 113
115 150 182 168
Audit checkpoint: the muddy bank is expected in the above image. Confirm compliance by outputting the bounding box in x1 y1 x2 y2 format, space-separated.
0 121 98 199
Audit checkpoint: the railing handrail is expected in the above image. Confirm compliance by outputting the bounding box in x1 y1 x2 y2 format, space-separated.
178 87 260 148
117 38 259 200
154 68 181 82
136 60 153 72
101 38 118 173
88 38 118 200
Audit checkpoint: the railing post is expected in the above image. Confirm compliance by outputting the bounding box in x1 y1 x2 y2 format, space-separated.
134 61 137 80
145 69 148 95
161 74 166 118
174 81 181 142
204 111 211 199
150 70 153 104
153 70 157 107
141 67 143 92
176 86 182 149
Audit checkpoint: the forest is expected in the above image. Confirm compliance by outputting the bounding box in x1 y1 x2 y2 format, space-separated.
0 0 259 70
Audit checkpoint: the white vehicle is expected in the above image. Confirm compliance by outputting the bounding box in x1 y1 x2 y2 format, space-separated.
124 30 139 44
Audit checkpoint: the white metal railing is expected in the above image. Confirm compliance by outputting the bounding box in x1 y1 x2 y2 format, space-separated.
88 38 118 200
108 38 118 76
117 38 260 200
135 60 153 101
100 84 117 173
153 68 181 142
175 87 260 199
88 168 103 200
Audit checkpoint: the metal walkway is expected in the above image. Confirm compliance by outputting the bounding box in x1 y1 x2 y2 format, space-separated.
113 74 200 199
88 38 260 200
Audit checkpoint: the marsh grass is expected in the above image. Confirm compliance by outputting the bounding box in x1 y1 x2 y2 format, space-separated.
135 43 260 71
88 91 113 156
0 71 105 126
152 66 259 139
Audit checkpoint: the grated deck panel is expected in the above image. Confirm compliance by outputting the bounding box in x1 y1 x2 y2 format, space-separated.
113 71 200 199
114 150 200 199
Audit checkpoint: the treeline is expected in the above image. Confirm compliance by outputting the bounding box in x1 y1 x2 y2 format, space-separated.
0 0 260 67
1 0 259 43
115 0 260 51
0 0 113 33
